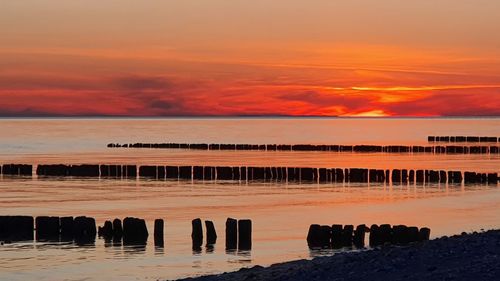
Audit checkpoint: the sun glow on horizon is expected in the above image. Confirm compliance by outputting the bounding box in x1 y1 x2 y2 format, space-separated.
342 110 391 117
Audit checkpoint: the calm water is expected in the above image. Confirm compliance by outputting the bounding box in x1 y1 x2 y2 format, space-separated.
0 118 499 281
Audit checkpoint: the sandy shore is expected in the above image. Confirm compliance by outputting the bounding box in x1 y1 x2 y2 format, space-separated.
177 230 500 281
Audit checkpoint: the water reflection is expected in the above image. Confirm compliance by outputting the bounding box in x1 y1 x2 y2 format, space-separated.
0 174 498 280
205 245 215 254
123 244 147 255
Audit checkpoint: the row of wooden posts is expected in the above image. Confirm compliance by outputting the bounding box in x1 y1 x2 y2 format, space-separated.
428 136 499 143
1 164 498 185
0 215 252 251
107 142 500 154
307 224 430 249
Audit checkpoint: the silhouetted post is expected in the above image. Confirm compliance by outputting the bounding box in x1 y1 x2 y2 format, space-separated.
438 170 446 183
205 220 217 246
139 166 157 178
419 227 431 241
341 225 354 246
122 217 148 245
287 167 296 181
392 169 401 184
225 218 237 250
203 166 214 180
238 219 252 250
60 216 74 240
125 165 137 178
353 224 366 248
157 166 165 179
335 168 344 182
154 219 164 247
379 224 392 244
35 216 60 241
409 170 415 183
166 166 179 179
319 225 332 248
331 224 343 248
401 169 408 183
193 166 204 180
0 216 34 241
179 166 192 180
369 224 380 247
112 218 123 240
487 173 498 184
98 220 113 240
429 170 439 183
307 225 325 249
392 225 408 245
74 216 97 243
416 170 424 183
191 218 203 250
408 226 419 243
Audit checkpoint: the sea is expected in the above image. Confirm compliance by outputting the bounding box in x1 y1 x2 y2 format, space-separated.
0 117 499 281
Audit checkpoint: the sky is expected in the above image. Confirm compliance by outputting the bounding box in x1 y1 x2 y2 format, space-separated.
1 0 500 117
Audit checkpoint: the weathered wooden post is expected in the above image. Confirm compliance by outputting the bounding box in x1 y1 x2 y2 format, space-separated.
60 216 74 240
154 219 164 247
408 226 419 243
35 216 60 241
205 220 217 246
392 225 408 244
191 218 203 250
419 227 431 241
379 224 392 244
353 224 366 248
74 216 97 243
122 217 148 245
330 224 343 248
238 219 252 250
98 220 113 240
341 225 354 246
225 218 238 250
0 216 34 241
369 224 380 247
112 218 123 240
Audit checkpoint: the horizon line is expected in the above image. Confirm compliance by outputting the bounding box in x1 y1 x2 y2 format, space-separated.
0 115 499 119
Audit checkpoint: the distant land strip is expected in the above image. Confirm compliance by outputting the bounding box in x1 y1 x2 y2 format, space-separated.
107 142 500 154
1 164 498 185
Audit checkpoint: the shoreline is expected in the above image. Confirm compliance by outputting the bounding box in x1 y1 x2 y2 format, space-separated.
177 230 500 281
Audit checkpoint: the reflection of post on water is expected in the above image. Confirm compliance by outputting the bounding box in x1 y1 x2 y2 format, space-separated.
123 244 146 255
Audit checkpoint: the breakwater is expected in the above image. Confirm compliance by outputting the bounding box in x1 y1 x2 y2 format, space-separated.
0 216 252 251
428 136 499 143
1 164 498 185
307 223 430 249
107 142 500 154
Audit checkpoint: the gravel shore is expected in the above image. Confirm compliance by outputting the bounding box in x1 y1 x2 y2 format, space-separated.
177 230 500 281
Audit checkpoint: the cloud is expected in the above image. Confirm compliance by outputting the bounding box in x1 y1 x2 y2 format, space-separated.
0 51 499 117
112 75 171 91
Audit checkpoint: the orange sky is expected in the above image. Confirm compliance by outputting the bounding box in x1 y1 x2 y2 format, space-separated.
1 1 500 116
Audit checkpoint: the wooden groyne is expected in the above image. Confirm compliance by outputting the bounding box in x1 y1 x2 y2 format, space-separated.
307 223 430 249
428 136 499 143
0 164 33 176
191 217 251 251
0 215 154 245
1 164 498 185
1 215 251 251
107 142 500 154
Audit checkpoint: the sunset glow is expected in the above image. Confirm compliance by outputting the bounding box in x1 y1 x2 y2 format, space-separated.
1 0 500 117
